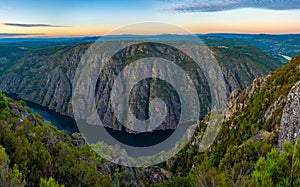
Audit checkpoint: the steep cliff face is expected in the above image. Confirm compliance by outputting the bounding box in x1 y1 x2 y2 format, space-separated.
278 81 300 149
0 44 90 116
163 54 300 185
0 39 283 132
224 54 300 149
225 75 270 120
94 42 212 131
208 37 282 94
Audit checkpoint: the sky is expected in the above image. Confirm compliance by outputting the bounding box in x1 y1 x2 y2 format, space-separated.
0 0 300 37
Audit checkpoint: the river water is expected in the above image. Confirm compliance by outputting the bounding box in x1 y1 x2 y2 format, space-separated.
279 54 292 61
6 93 174 147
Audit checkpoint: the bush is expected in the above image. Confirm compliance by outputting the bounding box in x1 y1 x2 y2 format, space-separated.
274 76 282 85
0 91 8 111
151 176 193 187
25 107 32 114
0 100 8 111
40 177 64 187
17 100 26 107
0 145 25 186
248 141 300 186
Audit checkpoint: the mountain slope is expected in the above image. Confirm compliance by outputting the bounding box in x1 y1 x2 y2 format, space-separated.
161 53 300 186
0 90 179 186
0 90 110 186
0 50 299 186
0 38 283 132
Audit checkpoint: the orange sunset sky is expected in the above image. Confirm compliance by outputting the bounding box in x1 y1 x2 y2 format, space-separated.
1 0 300 37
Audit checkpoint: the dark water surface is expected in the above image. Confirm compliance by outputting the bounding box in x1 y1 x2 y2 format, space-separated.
5 93 174 147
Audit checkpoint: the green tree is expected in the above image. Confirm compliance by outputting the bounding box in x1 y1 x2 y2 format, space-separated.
0 91 8 111
151 176 193 187
0 145 25 187
40 177 64 187
249 141 300 186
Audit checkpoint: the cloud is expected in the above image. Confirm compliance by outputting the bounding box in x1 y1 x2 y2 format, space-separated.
0 33 44 38
2 23 70 27
161 0 300 12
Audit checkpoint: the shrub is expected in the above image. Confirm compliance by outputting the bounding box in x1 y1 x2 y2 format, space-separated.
248 141 300 186
274 76 282 86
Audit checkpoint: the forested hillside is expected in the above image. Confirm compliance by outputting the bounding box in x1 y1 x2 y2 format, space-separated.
0 53 299 186
157 53 300 186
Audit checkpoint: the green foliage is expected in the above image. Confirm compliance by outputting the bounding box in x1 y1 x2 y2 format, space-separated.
0 91 8 111
151 176 193 187
190 163 232 187
248 141 300 186
274 76 282 86
188 145 269 187
40 177 64 187
25 107 32 114
111 168 137 187
0 100 8 111
0 145 25 186
17 100 26 107
219 141 273 173
0 92 108 186
166 55 300 186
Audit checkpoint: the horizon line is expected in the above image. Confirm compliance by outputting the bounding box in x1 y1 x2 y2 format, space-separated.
1 32 300 39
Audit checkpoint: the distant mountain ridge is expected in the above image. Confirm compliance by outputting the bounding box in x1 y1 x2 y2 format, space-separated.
2 33 298 57
199 33 300 57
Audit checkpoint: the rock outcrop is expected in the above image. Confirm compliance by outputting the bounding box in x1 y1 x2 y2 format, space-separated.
99 162 173 186
6 98 37 125
223 54 300 150
264 95 286 122
225 75 270 120
225 89 243 120
278 81 300 149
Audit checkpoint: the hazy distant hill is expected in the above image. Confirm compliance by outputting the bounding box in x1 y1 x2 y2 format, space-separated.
199 33 300 57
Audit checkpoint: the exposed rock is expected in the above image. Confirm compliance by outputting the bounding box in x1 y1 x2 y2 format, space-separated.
225 89 242 120
0 41 282 133
7 99 36 125
247 130 274 142
97 143 173 185
245 75 270 98
141 166 173 183
278 81 300 150
71 132 86 147
263 95 286 122
225 75 271 121
110 144 133 166
98 162 173 186
0 45 88 117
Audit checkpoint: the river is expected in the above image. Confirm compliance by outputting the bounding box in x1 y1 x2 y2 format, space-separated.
279 54 292 61
5 93 175 148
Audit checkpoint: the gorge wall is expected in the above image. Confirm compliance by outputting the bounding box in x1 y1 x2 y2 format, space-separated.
0 38 283 132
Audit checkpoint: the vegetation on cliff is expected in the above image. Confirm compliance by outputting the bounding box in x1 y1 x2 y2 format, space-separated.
0 90 111 186
156 54 300 186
